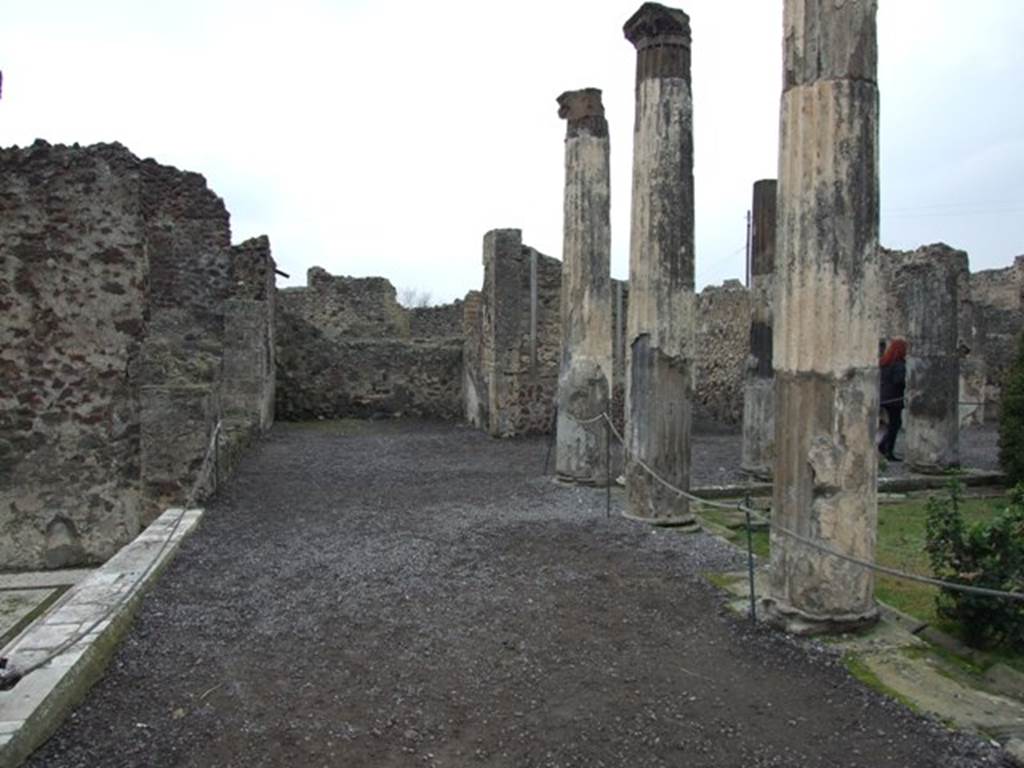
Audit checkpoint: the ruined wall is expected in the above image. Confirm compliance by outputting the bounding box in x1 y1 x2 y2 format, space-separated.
0 142 147 569
0 141 274 569
969 256 1024 418
694 280 749 429
224 236 277 434
137 160 233 511
410 301 463 338
478 230 562 437
275 269 463 420
882 247 1022 424
280 268 409 341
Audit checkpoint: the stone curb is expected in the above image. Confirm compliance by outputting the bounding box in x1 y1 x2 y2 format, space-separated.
0 507 203 768
693 469 1007 500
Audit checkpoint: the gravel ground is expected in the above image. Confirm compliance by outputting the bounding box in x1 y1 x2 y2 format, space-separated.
28 420 1004 768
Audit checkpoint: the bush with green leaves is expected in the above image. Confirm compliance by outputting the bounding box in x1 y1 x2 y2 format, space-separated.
999 331 1024 485
924 479 1024 650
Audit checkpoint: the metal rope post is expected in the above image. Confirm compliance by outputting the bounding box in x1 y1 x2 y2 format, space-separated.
605 418 612 519
543 404 558 475
743 492 757 625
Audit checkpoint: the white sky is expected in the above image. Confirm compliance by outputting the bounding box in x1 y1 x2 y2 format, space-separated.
2 0 1022 304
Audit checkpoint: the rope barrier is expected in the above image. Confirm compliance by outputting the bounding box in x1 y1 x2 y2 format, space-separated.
577 410 1024 604
0 420 223 690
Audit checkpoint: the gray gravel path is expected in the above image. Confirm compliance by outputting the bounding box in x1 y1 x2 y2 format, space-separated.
28 420 1002 767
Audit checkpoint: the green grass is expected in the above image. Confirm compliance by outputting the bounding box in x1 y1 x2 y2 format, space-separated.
874 494 1008 626
842 653 921 713
701 492 1024 670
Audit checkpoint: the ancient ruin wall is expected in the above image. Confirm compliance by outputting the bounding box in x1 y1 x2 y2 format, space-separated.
969 256 1024 417
694 280 750 428
0 142 148 569
275 270 463 420
478 230 562 437
137 159 234 511
0 141 274 569
224 236 277 433
409 301 464 338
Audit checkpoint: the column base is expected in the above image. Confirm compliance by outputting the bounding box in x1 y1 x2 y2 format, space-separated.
761 596 879 636
554 473 608 487
739 463 773 482
620 510 701 532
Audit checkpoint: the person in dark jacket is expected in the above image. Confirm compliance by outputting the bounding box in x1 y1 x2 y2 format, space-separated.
878 338 908 461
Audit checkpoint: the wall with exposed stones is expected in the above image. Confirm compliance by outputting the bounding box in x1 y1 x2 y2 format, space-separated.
409 301 463 339
275 269 463 420
694 280 750 429
474 230 562 438
0 141 275 570
968 256 1024 419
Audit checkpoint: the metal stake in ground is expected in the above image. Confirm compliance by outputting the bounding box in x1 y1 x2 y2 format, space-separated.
744 493 757 625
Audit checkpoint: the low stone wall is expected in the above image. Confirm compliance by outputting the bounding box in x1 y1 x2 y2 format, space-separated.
275 269 463 420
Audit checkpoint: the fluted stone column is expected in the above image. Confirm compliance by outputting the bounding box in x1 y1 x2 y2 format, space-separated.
555 89 613 484
766 0 881 634
741 179 777 479
890 245 967 472
623 3 695 525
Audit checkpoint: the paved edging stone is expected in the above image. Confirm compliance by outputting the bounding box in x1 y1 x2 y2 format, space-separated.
0 508 203 768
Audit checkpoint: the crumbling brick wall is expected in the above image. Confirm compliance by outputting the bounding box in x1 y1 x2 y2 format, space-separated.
0 142 148 569
275 269 463 420
694 280 750 429
478 230 562 437
968 256 1024 419
0 141 275 570
224 236 277 433
410 301 463 338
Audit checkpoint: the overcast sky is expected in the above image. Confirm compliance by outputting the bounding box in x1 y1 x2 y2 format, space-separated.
2 1 1022 304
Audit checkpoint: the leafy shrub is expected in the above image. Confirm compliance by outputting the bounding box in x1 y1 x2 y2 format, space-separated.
924 479 1024 650
999 332 1024 484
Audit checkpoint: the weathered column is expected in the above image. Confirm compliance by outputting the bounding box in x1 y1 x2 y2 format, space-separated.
766 0 881 633
890 245 967 472
623 3 695 525
741 179 777 479
555 88 613 484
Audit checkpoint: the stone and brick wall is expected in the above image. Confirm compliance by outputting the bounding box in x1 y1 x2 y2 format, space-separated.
0 141 275 570
968 256 1024 419
275 269 463 420
476 230 562 437
409 301 463 339
694 280 750 429
0 142 148 569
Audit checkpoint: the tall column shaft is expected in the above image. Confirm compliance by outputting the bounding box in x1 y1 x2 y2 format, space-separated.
888 245 967 472
767 0 881 633
622 3 695 524
741 179 777 479
555 89 613 484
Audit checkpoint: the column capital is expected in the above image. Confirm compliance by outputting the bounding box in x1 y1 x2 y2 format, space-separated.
624 4 691 82
556 88 608 139
623 3 691 50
